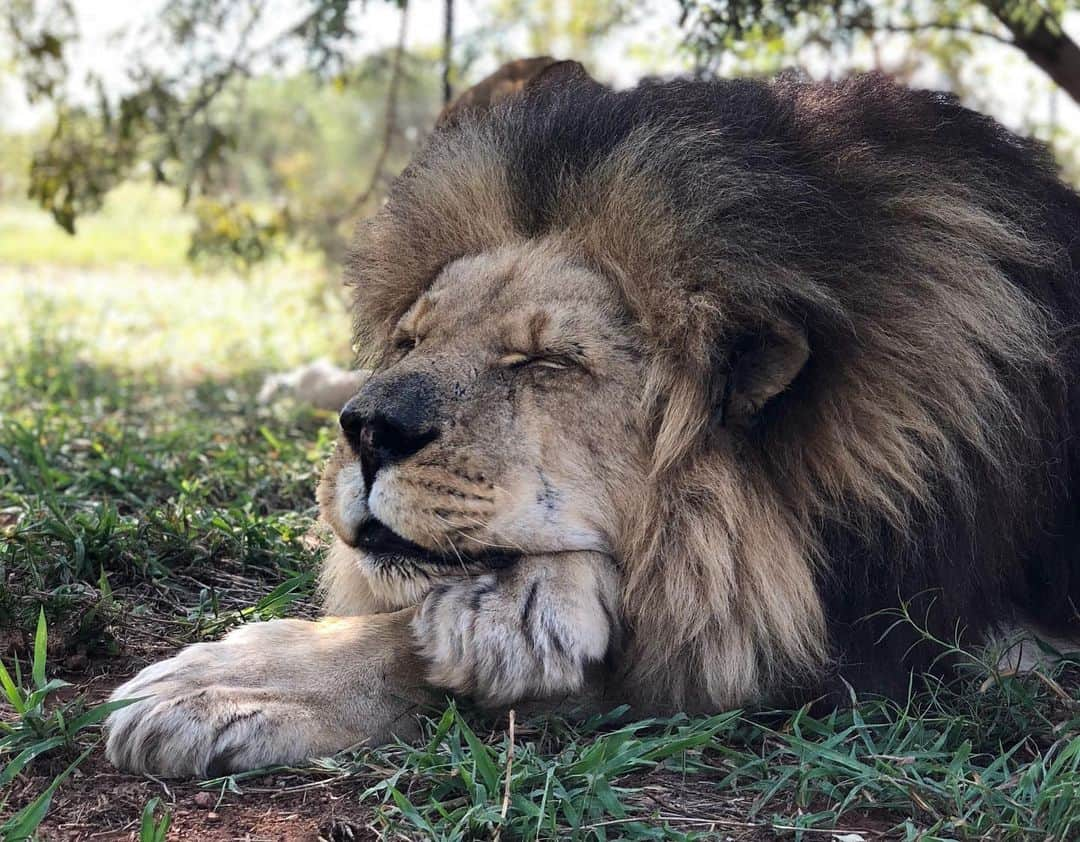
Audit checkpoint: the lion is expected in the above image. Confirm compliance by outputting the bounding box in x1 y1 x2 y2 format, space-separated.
106 63 1080 778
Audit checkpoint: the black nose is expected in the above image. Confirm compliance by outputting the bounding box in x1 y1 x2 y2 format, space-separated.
339 371 441 481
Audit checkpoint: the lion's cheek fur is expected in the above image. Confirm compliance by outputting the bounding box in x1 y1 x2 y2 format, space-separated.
315 440 363 544
366 462 615 558
482 466 620 556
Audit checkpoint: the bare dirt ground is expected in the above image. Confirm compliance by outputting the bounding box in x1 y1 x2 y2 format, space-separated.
3 637 387 842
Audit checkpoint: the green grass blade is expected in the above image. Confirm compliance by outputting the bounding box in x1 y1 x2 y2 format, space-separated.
389 786 437 836
457 715 501 794
0 736 67 788
0 660 26 717
22 678 71 713
0 745 92 841
139 797 172 842
31 609 47 689
64 697 142 734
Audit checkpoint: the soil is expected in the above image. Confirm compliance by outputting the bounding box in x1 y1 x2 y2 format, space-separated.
1 628 393 842
11 750 384 842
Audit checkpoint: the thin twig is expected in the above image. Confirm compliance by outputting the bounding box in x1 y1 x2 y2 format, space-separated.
493 709 516 842
852 20 1015 48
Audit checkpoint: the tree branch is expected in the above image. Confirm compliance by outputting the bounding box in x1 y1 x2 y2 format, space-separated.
849 5 1080 105
442 0 454 106
979 0 1080 104
853 20 1016 48
326 0 409 227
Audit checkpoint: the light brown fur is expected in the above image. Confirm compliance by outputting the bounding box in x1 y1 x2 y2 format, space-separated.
341 102 1058 709
106 69 1080 777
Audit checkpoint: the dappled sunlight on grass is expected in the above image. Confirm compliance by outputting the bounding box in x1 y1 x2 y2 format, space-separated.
0 184 194 271
0 262 352 382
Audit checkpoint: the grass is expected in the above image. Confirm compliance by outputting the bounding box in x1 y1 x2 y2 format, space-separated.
0 185 194 272
342 682 1080 840
1 254 1079 839
0 183 323 273
138 799 172 842
0 611 135 840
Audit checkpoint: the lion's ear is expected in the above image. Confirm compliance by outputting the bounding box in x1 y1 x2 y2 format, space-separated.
720 320 810 425
526 59 597 90
436 57 597 127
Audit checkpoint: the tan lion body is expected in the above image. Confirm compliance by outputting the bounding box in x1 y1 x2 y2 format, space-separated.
107 66 1080 777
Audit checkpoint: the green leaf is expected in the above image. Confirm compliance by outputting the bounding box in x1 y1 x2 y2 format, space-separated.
139 797 172 842
389 786 436 836
458 716 501 794
65 697 142 734
259 425 285 452
139 797 160 837
98 566 113 603
23 678 71 713
0 736 67 787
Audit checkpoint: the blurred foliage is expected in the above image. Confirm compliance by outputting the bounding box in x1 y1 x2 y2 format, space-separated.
28 105 144 234
679 1 1080 100
0 0 635 269
187 198 291 268
6 0 1080 269
2 0 423 267
209 64 441 263
679 1 1080 48
483 0 635 58
3 0 76 104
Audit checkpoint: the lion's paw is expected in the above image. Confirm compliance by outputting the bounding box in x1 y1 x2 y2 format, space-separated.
106 679 316 777
412 554 619 705
105 622 361 777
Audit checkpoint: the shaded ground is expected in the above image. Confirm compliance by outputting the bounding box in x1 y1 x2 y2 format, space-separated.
12 741 374 841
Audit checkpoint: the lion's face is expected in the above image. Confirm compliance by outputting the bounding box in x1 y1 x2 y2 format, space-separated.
318 241 647 574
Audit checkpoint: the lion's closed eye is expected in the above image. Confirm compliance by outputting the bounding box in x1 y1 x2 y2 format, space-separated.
499 351 574 370
392 333 420 353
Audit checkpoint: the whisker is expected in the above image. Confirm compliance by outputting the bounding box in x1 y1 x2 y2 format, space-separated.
425 520 469 573
442 532 470 574
430 510 527 555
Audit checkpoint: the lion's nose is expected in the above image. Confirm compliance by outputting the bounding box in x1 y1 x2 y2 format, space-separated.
339 372 441 479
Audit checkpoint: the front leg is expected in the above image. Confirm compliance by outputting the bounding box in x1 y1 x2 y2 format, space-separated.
105 610 432 777
412 552 621 705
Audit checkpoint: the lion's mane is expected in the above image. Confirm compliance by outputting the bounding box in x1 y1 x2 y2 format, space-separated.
346 72 1080 709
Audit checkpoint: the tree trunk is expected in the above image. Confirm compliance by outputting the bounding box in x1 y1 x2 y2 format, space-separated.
442 0 454 106
982 1 1080 105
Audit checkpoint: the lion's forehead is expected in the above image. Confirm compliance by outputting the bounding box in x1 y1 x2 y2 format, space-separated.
393 243 628 351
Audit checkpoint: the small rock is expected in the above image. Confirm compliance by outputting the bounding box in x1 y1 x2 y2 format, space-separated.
193 792 215 809
206 811 220 822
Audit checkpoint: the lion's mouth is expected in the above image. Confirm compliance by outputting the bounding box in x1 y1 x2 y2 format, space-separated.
352 519 430 557
350 518 516 570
